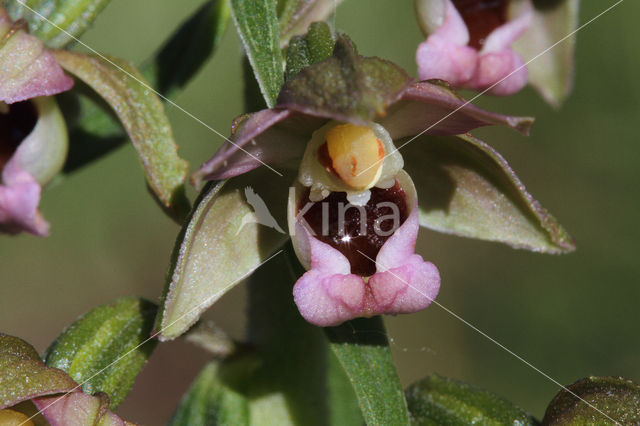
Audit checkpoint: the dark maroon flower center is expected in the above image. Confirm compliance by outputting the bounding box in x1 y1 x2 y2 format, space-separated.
452 0 509 50
0 100 38 172
300 182 408 277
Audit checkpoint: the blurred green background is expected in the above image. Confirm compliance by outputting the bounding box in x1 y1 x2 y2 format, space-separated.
1 0 638 424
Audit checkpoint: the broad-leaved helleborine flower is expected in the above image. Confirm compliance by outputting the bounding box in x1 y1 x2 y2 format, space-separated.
415 0 579 103
0 8 72 236
192 36 534 326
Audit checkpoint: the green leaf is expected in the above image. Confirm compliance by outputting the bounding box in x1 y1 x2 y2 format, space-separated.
143 0 231 99
277 35 413 124
44 297 157 409
4 0 112 48
155 168 291 341
169 359 256 426
0 334 77 410
512 0 579 107
403 134 575 253
325 317 410 426
53 50 189 209
542 376 640 425
278 0 342 46
327 349 364 426
230 0 284 107
406 375 539 425
245 245 327 426
284 21 334 80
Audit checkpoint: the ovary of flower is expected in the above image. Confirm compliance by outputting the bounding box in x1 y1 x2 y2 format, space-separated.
325 124 385 190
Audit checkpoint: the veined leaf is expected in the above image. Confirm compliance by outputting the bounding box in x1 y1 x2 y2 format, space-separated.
44 297 157 409
169 359 256 426
155 168 291 341
230 0 284 107
406 375 539 425
325 317 410 426
4 0 112 48
404 134 575 253
0 334 77 410
53 50 189 209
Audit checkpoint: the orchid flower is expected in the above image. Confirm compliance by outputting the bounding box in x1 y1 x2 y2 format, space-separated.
415 0 579 103
0 4 189 236
182 36 539 328
0 8 73 236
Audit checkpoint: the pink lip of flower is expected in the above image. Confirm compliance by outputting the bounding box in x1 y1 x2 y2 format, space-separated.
0 7 73 236
416 0 533 96
289 170 440 327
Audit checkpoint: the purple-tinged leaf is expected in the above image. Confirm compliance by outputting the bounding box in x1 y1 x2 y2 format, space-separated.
0 334 77 410
379 81 534 138
53 50 189 209
192 108 317 185
32 392 136 426
0 10 73 104
404 134 574 253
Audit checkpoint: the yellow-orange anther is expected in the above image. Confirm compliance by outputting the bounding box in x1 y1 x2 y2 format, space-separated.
0 409 34 425
325 124 385 189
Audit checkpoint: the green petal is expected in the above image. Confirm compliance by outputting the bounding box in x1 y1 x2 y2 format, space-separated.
155 168 291 341
512 0 580 107
44 297 157 408
53 50 189 209
0 334 77 410
405 134 575 253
